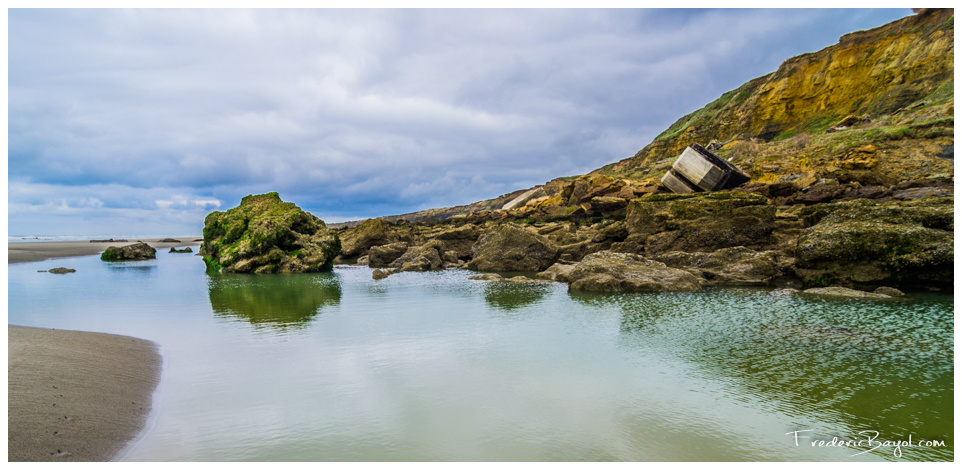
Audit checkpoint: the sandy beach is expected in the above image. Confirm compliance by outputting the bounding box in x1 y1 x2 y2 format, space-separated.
8 326 162 461
8 238 203 264
8 238 191 461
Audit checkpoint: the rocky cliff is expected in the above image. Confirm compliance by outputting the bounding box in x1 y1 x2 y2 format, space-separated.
333 9 953 292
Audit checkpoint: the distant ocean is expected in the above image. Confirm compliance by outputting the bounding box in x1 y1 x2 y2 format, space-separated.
7 235 201 244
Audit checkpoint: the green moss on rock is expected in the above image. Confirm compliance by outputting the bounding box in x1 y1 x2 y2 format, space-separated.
795 196 953 289
200 193 340 274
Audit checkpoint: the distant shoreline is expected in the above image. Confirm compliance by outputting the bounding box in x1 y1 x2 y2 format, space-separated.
7 238 203 264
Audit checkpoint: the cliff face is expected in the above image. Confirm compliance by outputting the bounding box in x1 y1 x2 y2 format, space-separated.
600 8 953 182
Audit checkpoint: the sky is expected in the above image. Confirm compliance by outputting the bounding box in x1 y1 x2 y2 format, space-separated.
7 7 915 237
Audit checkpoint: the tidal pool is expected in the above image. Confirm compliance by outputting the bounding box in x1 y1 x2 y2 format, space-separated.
7 251 953 461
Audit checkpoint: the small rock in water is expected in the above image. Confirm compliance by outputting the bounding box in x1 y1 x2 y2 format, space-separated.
802 286 892 300
372 268 393 280
873 286 905 297
47 267 76 274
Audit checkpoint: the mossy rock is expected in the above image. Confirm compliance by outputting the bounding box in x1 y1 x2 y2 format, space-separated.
200 193 340 274
467 223 560 272
795 196 953 289
101 242 156 262
625 191 776 255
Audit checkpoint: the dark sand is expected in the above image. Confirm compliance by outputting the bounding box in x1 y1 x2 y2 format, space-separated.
8 326 162 461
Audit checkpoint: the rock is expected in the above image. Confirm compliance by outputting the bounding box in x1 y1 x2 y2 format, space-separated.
101 242 157 262
802 287 893 300
200 192 341 274
469 273 503 281
158 238 182 243
655 247 779 286
389 240 445 272
169 247 193 253
47 267 76 274
356 255 369 266
873 286 905 297
503 276 552 285
467 224 560 272
794 197 953 290
535 263 576 282
424 224 481 259
584 196 629 216
367 242 410 268
621 192 776 256
565 251 703 293
372 268 394 280
339 218 414 258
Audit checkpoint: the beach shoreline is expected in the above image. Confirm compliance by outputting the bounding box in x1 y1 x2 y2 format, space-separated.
8 237 202 264
7 325 162 461
7 238 186 461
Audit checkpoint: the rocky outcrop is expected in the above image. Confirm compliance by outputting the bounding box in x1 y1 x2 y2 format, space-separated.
101 242 156 262
200 192 341 274
535 263 576 282
601 9 953 185
655 246 779 286
565 251 702 293
467 224 560 272
338 218 414 259
389 240 446 272
794 196 953 289
617 192 775 255
367 242 410 268
169 247 193 253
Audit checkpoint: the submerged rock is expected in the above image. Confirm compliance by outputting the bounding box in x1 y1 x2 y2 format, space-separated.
467 224 560 272
200 193 340 274
565 251 702 293
47 267 76 274
101 242 156 262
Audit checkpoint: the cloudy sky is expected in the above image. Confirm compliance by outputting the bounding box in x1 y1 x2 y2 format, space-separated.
8 8 912 237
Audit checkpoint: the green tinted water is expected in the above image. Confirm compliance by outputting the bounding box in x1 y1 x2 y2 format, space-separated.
7 252 953 461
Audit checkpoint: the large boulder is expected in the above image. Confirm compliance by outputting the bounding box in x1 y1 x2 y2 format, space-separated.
565 251 703 293
794 197 953 289
338 218 414 259
655 246 779 286
368 242 410 268
618 191 776 256
101 242 156 261
200 193 340 273
467 224 560 272
389 240 446 272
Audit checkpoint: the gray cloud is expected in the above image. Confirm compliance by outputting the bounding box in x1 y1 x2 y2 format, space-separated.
8 8 912 235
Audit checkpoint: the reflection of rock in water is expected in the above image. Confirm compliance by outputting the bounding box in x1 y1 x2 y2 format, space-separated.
207 273 341 329
483 283 549 311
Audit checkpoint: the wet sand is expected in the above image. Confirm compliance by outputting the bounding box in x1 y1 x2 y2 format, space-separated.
8 238 191 461
8 326 162 461
8 238 202 264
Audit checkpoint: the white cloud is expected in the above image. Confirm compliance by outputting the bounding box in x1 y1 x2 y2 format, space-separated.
8 8 914 234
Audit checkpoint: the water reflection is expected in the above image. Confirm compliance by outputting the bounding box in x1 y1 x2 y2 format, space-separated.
483 282 549 311
606 288 955 461
104 263 158 277
207 272 341 330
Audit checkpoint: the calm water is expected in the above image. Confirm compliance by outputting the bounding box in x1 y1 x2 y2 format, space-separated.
7 251 954 461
